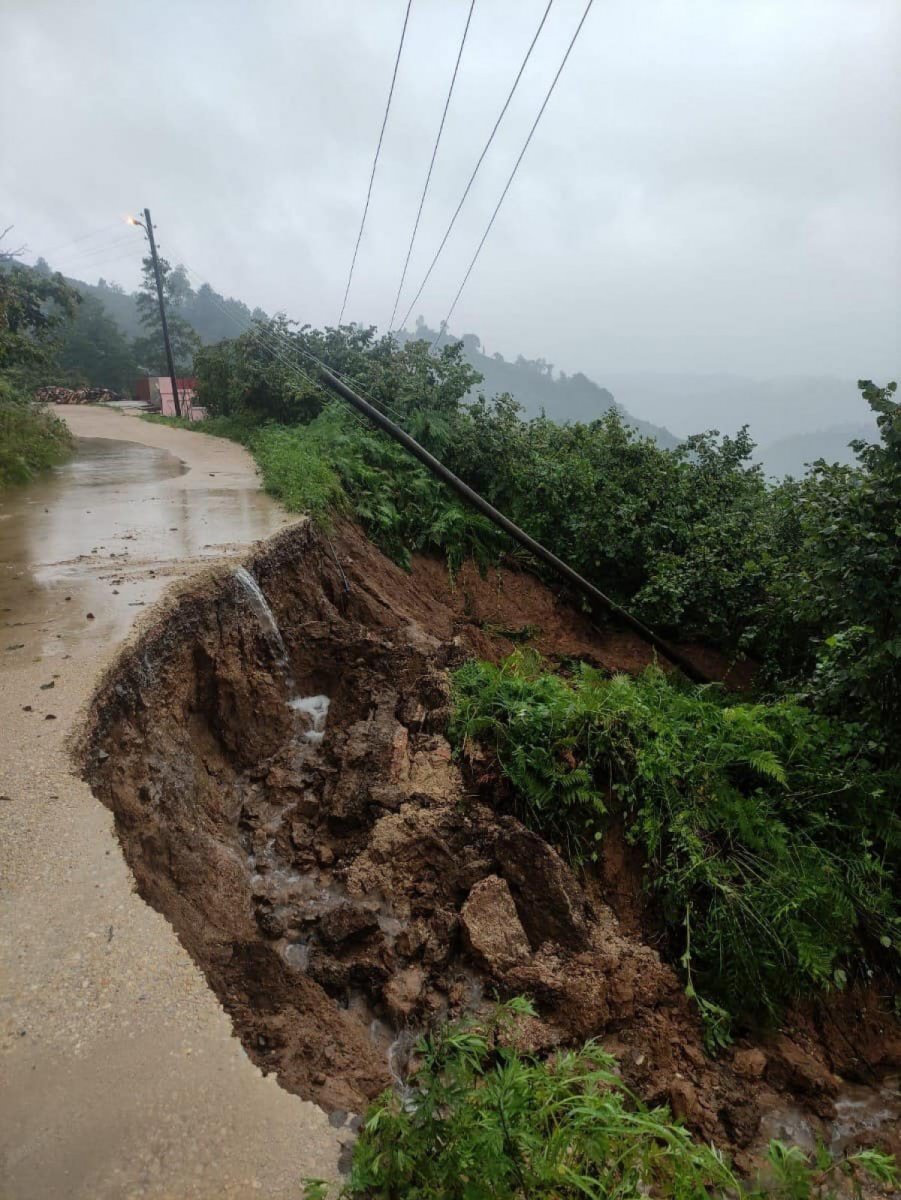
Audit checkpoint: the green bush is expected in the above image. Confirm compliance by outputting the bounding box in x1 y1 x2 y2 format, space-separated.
764 381 901 749
303 1001 897 1200
449 655 900 1030
0 380 73 488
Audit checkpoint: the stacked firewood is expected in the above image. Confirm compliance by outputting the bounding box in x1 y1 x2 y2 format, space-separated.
34 386 123 405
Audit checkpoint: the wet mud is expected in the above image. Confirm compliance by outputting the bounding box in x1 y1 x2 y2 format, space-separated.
79 519 900 1163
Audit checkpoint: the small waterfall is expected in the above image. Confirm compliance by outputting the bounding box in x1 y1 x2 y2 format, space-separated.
234 566 294 687
387 1029 419 1111
289 694 331 744
234 566 332 745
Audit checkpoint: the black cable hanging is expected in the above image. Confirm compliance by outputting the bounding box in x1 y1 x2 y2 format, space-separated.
337 0 414 327
386 0 476 334
431 0 594 351
397 0 554 334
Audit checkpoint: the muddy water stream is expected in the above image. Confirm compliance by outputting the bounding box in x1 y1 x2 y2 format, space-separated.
0 436 288 659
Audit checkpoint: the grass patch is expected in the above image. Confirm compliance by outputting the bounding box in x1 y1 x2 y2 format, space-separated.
141 411 258 443
303 1000 897 1200
0 382 73 488
249 423 344 519
449 654 900 1034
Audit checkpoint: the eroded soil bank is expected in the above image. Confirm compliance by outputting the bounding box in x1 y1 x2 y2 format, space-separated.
79 518 901 1166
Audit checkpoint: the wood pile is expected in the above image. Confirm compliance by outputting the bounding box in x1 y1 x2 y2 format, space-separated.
34 386 123 405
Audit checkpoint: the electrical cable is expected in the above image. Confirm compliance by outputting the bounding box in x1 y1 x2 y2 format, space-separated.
386 0 476 333
431 0 593 350
57 247 144 279
39 222 123 258
51 234 138 269
396 0 554 333
337 0 414 327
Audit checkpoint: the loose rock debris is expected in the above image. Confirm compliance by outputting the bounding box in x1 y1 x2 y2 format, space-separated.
79 519 901 1162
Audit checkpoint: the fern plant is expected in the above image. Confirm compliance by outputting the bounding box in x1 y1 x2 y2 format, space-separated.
303 1001 897 1200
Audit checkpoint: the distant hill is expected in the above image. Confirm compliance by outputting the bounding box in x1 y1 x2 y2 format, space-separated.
598 371 868 446
31 257 263 346
399 321 680 449
755 422 876 479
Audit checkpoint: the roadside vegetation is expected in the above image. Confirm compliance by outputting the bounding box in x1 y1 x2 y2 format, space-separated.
0 378 72 487
451 656 899 1037
303 1000 897 1200
183 322 898 743
0 250 79 489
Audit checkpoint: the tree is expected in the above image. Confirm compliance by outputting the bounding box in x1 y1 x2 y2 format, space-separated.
132 254 200 374
0 258 80 376
181 281 255 343
54 293 138 391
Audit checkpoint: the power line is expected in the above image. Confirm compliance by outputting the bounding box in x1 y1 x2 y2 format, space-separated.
52 233 138 269
56 247 144 280
386 0 476 334
432 0 593 350
397 0 554 333
337 0 414 327
39 222 123 258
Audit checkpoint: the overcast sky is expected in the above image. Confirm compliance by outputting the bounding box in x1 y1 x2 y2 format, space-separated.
2 0 899 392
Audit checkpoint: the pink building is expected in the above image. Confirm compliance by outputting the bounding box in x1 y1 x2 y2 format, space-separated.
136 376 206 421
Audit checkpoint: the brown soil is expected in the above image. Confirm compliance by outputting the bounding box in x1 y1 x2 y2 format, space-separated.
78 518 899 1164
408 553 757 687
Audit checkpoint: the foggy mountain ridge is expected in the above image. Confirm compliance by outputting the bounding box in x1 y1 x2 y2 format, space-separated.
55 260 681 446
598 370 877 447
755 421 877 479
35 260 887 476
397 320 680 447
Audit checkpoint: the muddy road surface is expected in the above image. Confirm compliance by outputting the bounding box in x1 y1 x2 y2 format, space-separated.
0 407 341 1199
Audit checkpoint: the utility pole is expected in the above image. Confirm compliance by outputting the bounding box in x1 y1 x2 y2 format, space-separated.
142 208 182 418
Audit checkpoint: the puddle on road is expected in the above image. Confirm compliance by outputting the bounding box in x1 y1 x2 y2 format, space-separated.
0 436 288 660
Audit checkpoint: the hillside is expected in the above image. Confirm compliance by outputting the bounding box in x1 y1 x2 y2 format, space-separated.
31 256 264 347
756 421 878 478
399 320 680 447
50 263 678 445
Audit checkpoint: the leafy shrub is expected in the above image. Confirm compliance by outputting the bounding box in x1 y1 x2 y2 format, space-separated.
295 406 507 571
0 379 73 488
442 399 780 649
449 655 900 1028
764 381 901 750
303 1001 897 1200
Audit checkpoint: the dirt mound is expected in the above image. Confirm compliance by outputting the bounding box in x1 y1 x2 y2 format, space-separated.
79 519 899 1159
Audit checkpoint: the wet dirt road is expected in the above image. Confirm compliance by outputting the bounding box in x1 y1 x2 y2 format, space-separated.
0 407 341 1198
